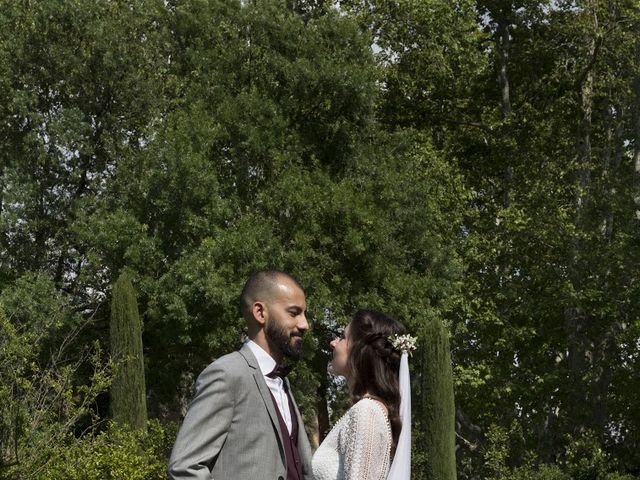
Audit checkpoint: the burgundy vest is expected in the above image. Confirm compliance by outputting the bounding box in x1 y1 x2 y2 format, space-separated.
269 388 303 480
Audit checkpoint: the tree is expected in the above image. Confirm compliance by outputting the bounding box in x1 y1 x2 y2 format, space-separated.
0 273 111 478
3 0 639 475
342 0 640 475
421 318 457 480
110 271 147 430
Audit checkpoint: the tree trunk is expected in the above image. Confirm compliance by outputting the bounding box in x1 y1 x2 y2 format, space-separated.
564 4 597 434
590 98 624 433
314 386 329 448
633 42 640 219
496 17 513 208
497 19 512 119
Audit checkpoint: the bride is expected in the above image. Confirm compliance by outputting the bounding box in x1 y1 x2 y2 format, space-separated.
312 309 414 480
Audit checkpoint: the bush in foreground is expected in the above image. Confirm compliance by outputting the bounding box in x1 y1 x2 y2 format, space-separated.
37 420 175 480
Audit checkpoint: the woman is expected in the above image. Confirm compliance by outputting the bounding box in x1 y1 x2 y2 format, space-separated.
312 309 414 480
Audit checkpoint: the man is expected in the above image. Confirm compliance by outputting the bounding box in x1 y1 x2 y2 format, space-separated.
169 270 313 480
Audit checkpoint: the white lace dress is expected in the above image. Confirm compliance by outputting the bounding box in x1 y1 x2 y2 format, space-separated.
312 398 392 480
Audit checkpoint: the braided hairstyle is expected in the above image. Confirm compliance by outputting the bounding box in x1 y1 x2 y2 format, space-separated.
347 309 406 453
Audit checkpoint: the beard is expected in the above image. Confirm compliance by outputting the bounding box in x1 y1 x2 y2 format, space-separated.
265 320 304 360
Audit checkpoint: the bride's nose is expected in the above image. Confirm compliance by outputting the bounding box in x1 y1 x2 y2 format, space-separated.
330 338 337 349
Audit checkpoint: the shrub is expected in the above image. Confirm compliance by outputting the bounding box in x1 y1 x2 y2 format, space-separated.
39 420 176 480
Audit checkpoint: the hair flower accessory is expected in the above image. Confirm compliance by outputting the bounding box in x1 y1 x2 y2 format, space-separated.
389 334 417 355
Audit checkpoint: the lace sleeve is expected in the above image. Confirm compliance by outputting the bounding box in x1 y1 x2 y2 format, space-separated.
340 399 392 480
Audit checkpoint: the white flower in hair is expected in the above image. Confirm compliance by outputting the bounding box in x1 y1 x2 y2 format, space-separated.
389 334 417 355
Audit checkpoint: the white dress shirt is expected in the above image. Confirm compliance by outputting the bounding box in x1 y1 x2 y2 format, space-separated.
246 340 293 433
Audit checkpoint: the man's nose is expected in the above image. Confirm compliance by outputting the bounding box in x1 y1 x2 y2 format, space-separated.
298 314 309 332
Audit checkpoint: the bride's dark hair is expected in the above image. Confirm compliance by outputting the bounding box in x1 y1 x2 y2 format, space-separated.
347 309 406 453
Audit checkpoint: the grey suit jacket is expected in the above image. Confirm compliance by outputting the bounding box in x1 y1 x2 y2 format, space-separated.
168 343 313 480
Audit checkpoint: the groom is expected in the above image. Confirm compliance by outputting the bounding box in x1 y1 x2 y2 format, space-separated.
169 271 313 480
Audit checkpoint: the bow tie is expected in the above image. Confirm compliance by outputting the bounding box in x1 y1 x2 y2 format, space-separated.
267 364 292 379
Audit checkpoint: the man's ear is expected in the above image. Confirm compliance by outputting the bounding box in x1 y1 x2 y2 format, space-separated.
252 301 267 326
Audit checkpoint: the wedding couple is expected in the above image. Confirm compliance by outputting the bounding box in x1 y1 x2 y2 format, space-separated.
168 271 413 480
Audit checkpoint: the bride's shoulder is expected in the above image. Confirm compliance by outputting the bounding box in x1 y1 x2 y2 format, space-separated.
349 397 389 419
340 398 392 446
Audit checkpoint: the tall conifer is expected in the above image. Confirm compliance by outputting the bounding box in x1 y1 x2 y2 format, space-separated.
422 318 457 479
110 271 147 430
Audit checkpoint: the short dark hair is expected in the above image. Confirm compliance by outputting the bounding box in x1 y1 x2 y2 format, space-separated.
348 309 407 453
240 270 301 320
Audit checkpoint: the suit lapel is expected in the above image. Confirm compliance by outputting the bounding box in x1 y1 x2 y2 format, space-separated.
253 370 285 446
240 344 286 453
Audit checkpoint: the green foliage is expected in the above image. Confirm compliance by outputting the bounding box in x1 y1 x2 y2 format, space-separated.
0 0 167 286
0 274 112 478
477 426 640 480
110 271 147 430
1 0 639 477
418 317 457 480
33 420 174 480
508 464 571 480
559 430 639 480
483 424 511 479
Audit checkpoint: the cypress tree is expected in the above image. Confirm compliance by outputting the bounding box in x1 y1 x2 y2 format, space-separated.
110 271 147 430
422 318 457 479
